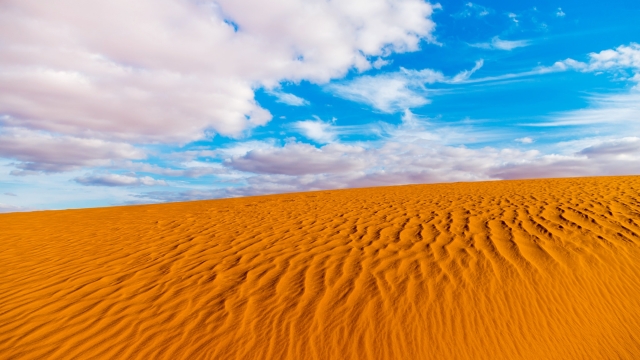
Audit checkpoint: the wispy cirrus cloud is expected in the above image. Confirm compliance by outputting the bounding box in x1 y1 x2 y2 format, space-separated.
327 61 484 112
327 73 434 112
329 42 640 116
265 89 309 106
469 36 531 51
542 91 640 127
515 137 534 144
452 2 493 18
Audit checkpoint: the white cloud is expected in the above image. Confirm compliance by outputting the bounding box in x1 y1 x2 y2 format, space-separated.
328 61 484 112
292 119 338 143
401 109 420 126
0 0 438 143
328 72 434 112
515 137 534 144
587 43 640 75
451 59 485 82
552 43 640 81
74 173 167 187
453 3 493 18
372 58 391 69
440 43 640 94
525 43 640 128
544 91 640 126
0 127 145 175
520 43 640 140
556 8 566 17
266 89 309 106
470 37 530 51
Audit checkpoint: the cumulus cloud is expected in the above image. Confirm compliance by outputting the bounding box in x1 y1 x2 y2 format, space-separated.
0 0 441 175
0 0 438 144
74 173 167 187
372 58 391 69
556 8 566 17
470 37 531 51
0 128 145 175
551 43 640 81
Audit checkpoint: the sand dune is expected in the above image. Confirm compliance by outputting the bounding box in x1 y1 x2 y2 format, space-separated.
2 176 640 359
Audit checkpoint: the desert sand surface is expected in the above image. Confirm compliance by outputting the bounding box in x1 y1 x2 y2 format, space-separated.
2 176 640 359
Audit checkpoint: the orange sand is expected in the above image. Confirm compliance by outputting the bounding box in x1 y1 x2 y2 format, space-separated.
2 176 640 359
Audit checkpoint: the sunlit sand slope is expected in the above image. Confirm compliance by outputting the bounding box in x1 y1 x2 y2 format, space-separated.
2 176 640 359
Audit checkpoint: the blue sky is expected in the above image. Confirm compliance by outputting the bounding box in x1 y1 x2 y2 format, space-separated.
1 0 640 212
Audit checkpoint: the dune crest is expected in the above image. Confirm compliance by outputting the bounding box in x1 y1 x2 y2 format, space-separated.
2 176 640 359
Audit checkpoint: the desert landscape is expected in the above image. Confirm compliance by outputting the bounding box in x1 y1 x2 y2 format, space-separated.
2 176 640 359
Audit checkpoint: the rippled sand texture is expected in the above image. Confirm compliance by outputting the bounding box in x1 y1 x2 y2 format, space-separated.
3 176 640 359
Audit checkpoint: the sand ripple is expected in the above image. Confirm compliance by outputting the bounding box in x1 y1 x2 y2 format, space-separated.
2 176 640 359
